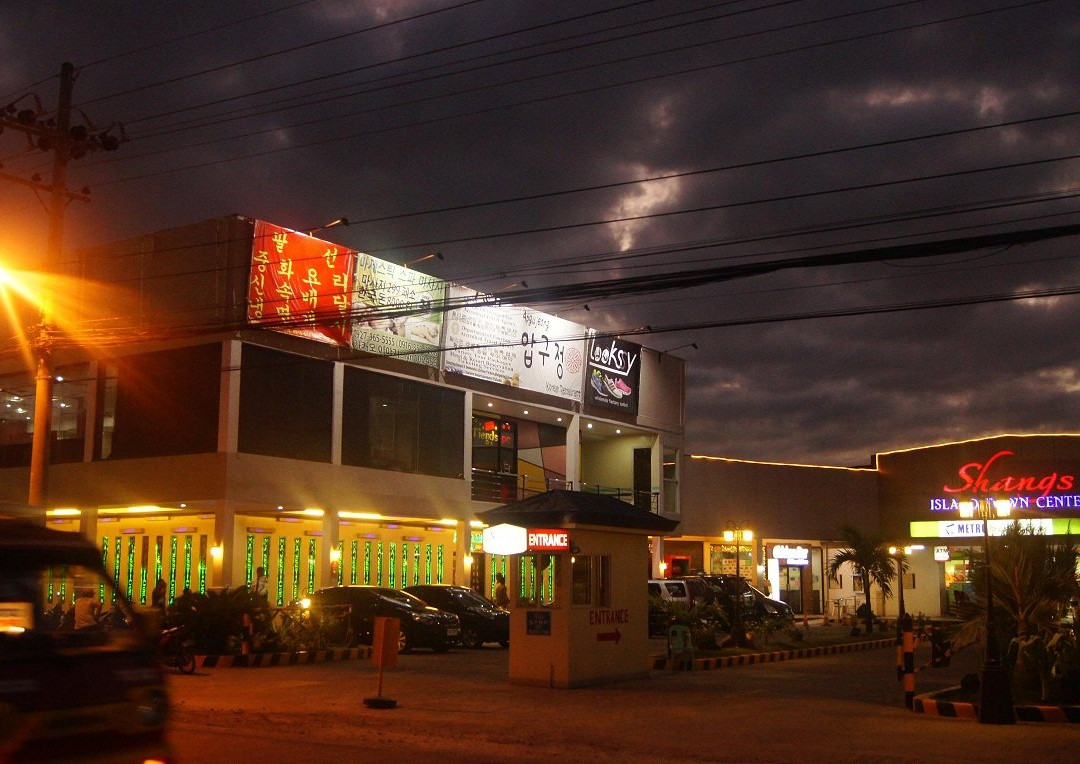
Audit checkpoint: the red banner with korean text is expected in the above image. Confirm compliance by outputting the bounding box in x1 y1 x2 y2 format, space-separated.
247 220 356 346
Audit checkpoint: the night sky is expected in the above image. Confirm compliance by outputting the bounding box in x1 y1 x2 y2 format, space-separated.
2 0 1078 467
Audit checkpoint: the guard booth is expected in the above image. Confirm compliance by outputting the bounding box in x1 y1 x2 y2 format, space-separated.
477 490 679 688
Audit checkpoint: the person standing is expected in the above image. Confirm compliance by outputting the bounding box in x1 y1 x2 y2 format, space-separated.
494 573 510 608
152 579 168 611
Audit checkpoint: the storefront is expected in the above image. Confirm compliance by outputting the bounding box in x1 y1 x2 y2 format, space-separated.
879 434 1080 617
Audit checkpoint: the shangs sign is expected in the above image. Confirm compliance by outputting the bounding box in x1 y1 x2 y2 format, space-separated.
585 334 641 414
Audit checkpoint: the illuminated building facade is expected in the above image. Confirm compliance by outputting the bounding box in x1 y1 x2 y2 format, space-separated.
665 434 1080 621
0 216 686 608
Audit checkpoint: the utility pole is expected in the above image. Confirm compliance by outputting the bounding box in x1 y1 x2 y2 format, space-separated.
0 62 124 509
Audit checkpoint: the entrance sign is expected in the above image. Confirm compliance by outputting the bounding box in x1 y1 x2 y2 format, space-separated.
527 529 570 552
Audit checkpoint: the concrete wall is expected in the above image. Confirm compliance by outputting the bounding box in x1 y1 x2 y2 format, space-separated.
679 456 880 540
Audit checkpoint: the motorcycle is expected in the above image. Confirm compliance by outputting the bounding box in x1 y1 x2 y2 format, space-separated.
157 624 196 674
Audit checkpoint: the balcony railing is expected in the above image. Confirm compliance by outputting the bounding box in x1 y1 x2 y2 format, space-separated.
470 468 659 513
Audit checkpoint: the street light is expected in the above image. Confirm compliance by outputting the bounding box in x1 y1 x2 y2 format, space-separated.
959 497 1015 724
723 522 753 647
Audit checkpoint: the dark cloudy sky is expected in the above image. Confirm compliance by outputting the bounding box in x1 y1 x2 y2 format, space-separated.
2 0 1078 467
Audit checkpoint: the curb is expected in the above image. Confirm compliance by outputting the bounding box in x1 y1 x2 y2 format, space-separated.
650 637 894 671
196 646 372 668
914 688 1080 723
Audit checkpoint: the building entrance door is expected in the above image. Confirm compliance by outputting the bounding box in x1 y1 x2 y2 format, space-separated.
780 565 803 613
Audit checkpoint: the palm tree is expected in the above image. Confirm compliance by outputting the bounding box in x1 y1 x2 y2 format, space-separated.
951 522 1080 701
826 524 895 633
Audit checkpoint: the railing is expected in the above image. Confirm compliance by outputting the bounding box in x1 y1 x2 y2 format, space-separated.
470 469 660 513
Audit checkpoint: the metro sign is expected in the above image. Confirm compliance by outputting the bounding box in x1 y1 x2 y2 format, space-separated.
527 528 570 552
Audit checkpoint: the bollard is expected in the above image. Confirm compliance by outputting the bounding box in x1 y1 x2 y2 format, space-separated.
902 614 915 709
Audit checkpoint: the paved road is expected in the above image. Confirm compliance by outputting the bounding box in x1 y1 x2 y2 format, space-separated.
166 640 1080 763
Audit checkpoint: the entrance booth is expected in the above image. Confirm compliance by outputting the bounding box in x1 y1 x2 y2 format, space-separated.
477 490 679 688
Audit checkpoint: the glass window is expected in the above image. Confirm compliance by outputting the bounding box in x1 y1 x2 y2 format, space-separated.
571 556 592 605
0 363 92 468
238 344 332 462
572 555 611 607
107 345 221 460
518 554 557 608
662 447 679 515
342 368 463 477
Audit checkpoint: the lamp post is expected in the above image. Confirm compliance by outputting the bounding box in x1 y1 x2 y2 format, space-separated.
959 498 1015 724
888 546 908 646
723 522 753 647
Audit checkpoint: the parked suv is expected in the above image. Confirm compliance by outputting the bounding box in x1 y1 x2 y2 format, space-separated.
405 584 509 649
0 514 172 762
310 585 460 652
691 574 792 623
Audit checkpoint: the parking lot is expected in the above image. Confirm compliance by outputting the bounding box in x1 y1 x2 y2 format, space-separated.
167 638 1080 763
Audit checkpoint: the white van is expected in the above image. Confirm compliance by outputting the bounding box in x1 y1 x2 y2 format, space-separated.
648 579 692 605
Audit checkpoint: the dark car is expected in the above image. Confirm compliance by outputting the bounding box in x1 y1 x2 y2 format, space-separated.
405 584 509 649
691 575 792 624
310 585 460 652
0 514 172 762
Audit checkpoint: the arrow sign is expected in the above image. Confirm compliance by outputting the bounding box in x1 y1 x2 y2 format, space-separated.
596 629 621 644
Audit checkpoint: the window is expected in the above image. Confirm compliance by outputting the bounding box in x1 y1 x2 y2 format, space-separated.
106 346 221 460
572 556 592 605
518 554 557 608
342 368 464 477
0 364 92 467
238 344 332 462
572 555 611 606
662 447 679 515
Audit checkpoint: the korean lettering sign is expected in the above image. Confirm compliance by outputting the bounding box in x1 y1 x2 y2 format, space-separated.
444 286 585 402
247 220 356 346
584 334 641 414
349 253 446 368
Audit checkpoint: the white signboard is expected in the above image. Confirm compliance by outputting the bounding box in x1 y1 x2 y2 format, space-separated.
444 286 585 402
937 518 1053 537
483 523 528 555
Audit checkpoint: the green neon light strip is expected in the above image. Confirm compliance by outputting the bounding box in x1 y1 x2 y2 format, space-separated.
169 536 178 604
364 541 371 585
307 538 316 594
437 546 443 584
401 542 409 589
100 538 107 603
199 535 207 594
47 565 54 602
113 537 121 603
277 537 286 606
337 541 344 585
376 542 383 586
126 536 135 600
183 536 192 593
155 537 162 585
292 538 301 601
350 540 358 584
245 534 254 586
389 542 396 589
261 535 271 574
425 545 432 585
140 536 149 605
